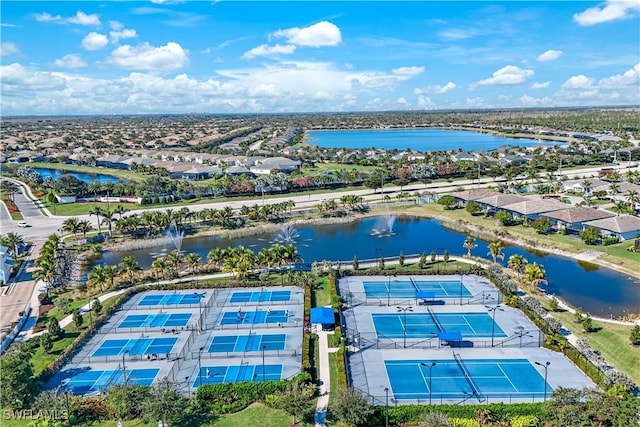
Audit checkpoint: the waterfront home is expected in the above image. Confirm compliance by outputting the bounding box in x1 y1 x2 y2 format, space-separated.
178 166 223 181
582 215 640 241
500 199 568 222
561 178 610 196
449 188 498 207
250 157 302 175
475 193 529 214
540 207 615 234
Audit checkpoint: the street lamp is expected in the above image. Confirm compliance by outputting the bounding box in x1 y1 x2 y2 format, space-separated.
485 305 504 347
396 306 413 348
194 292 204 332
420 362 437 405
436 247 443 274
459 275 464 305
197 346 204 388
387 274 391 307
184 376 191 398
534 361 551 402
122 350 129 386
261 344 266 382
384 387 389 427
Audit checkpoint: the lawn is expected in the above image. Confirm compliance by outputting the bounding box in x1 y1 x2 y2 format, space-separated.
211 402 311 427
328 353 338 405
313 276 332 307
548 308 640 385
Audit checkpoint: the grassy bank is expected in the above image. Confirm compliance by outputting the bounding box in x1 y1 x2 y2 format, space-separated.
28 162 145 183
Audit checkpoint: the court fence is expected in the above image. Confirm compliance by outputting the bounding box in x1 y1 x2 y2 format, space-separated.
343 290 503 307
366 392 550 406
190 348 301 360
216 298 304 308
205 320 303 331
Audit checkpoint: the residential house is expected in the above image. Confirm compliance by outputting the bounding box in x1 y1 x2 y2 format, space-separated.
225 165 253 176
475 194 529 213
250 157 302 175
500 199 568 222
541 207 615 234
581 215 640 241
561 178 610 196
450 152 477 162
179 166 223 181
449 189 498 207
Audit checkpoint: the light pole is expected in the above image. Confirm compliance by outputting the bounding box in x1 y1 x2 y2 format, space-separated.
387 274 391 307
459 275 464 305
194 292 203 332
485 305 504 347
197 346 204 388
384 387 389 427
185 376 191 398
535 361 550 402
436 247 443 274
397 306 413 348
122 350 129 386
421 362 436 405
261 344 266 382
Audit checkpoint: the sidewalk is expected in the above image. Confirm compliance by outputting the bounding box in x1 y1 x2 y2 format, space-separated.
314 325 340 427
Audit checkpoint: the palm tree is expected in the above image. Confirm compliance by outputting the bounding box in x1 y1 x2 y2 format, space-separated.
3 232 24 257
62 217 81 236
87 265 108 292
89 206 104 234
103 265 118 290
152 257 168 281
0 180 19 201
524 262 547 287
113 204 129 220
207 247 225 270
487 241 505 263
184 252 201 285
118 256 141 283
507 254 528 277
77 219 93 239
462 236 477 257
101 209 115 236
166 250 181 275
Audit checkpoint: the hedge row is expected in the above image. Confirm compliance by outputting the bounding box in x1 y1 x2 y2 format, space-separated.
381 402 547 426
335 346 348 389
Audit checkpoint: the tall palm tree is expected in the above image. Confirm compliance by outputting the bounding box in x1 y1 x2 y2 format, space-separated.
103 264 118 290
524 262 547 287
101 209 115 236
487 241 505 263
152 257 168 281
3 232 24 257
87 265 108 292
113 204 129 220
77 219 93 239
118 256 141 283
167 251 183 276
207 247 225 270
507 254 528 277
89 206 104 234
62 217 81 236
184 252 201 285
462 236 477 257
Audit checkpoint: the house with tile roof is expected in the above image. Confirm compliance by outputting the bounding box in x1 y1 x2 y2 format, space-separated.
541 207 615 234
581 215 640 241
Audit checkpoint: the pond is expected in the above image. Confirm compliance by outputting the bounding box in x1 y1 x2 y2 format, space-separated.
34 168 123 185
92 216 640 317
307 128 562 151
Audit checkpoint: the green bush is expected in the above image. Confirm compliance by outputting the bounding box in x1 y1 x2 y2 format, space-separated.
384 403 546 425
450 419 480 427
510 415 540 427
335 347 348 389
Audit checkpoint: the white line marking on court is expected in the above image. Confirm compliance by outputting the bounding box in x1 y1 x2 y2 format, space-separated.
462 315 478 335
497 363 520 392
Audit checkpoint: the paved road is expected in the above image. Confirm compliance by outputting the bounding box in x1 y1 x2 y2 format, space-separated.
1 163 638 243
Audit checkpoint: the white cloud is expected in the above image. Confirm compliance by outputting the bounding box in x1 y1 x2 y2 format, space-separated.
272 21 342 47
35 10 101 26
471 65 534 89
51 54 87 69
531 81 551 89
82 32 109 51
573 0 640 26
391 66 425 79
242 44 296 59
416 95 435 109
599 62 640 88
1 42 20 57
437 28 483 40
109 21 137 44
537 49 563 62
107 42 188 71
561 75 596 90
414 82 457 95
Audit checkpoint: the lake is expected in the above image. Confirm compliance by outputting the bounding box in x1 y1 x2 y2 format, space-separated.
307 128 562 151
92 216 640 317
34 168 123 184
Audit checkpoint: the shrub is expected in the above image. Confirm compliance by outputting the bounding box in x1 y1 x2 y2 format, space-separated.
630 325 640 345
510 415 540 427
548 296 559 311
465 201 482 216
602 237 620 246
335 347 348 389
495 211 513 226
580 227 601 245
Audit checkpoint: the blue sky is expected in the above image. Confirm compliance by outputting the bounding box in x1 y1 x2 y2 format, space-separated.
1 1 639 115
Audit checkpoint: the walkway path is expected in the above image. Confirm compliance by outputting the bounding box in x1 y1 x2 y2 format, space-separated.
314 328 339 427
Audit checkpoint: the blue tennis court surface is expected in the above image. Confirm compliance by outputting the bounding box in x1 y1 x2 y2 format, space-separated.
220 309 289 325
119 313 192 328
209 334 286 352
138 293 203 306
230 290 291 303
93 337 177 357
66 368 159 395
386 359 550 400
195 364 282 385
364 280 472 299
372 313 506 339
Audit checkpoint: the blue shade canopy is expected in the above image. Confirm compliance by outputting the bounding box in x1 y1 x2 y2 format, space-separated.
310 307 335 325
438 331 463 341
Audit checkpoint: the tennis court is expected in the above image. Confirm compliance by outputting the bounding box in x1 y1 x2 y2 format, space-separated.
195 364 282 385
65 368 159 395
92 337 177 357
219 309 290 325
229 290 291 303
118 313 192 328
138 293 203 306
364 279 472 299
209 334 286 352
372 312 506 339
386 359 549 400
